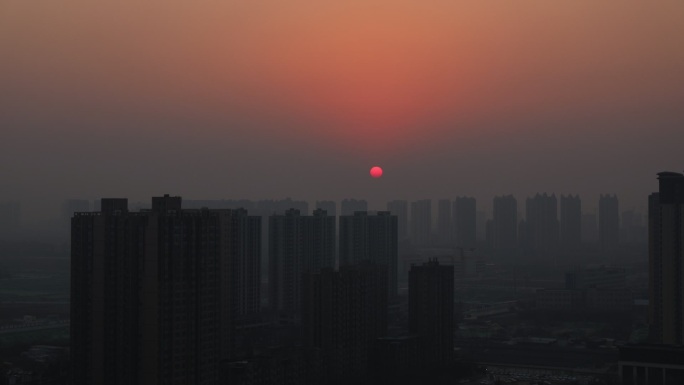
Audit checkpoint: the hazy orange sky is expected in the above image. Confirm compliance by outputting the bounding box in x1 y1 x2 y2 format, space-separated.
2 1 684 220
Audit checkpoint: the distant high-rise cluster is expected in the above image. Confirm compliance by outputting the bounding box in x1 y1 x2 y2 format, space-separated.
69 190 647 384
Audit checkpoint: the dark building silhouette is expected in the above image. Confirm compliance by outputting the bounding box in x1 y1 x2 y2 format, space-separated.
599 194 619 253
492 195 518 250
386 200 409 241
649 172 684 345
340 199 367 216
301 264 388 383
524 193 559 257
453 197 476 248
339 211 398 300
560 194 582 250
436 199 452 246
269 209 335 320
71 195 261 385
410 199 431 246
409 260 454 368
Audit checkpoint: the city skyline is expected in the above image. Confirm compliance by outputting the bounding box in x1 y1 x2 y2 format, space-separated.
2 1 684 221
3 1 684 383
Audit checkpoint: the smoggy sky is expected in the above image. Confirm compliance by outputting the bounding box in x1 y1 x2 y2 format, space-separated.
2 1 684 221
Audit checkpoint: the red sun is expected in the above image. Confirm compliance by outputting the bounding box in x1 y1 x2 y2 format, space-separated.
370 166 383 178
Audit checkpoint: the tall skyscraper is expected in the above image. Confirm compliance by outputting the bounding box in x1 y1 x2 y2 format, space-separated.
341 199 367 216
71 196 261 385
339 211 398 300
649 172 684 345
492 195 518 250
269 209 335 320
409 260 454 368
410 199 432 246
524 193 559 256
560 195 582 250
436 199 452 246
599 194 620 253
453 197 477 248
301 264 388 382
386 200 409 241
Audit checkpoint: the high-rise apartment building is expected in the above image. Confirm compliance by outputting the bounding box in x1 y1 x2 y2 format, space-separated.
599 194 619 252
649 172 684 345
409 260 454 368
453 197 476 248
269 209 335 319
492 195 518 250
71 195 261 385
340 199 367 216
410 199 431 246
560 195 582 250
524 193 559 256
339 211 398 300
386 200 409 241
301 264 388 383
436 199 452 246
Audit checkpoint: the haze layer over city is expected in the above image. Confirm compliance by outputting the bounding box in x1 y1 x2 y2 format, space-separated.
1 1 684 385
2 1 684 223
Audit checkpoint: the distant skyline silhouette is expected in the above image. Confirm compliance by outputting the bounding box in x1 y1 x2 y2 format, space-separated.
2 1 683 222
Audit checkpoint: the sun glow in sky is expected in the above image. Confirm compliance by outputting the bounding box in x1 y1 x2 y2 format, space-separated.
2 0 684 217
